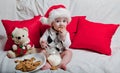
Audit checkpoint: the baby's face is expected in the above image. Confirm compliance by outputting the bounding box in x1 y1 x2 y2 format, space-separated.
52 17 68 31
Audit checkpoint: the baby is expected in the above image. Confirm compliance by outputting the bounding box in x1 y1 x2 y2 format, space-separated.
39 5 72 70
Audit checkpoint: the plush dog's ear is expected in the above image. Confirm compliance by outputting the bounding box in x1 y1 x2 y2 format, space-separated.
23 27 28 31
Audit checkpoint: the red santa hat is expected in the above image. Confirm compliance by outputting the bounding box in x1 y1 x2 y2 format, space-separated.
40 5 71 25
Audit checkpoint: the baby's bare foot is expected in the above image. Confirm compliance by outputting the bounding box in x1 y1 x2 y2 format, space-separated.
59 64 67 70
41 62 51 70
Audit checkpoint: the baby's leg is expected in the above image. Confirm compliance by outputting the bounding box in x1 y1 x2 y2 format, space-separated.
41 50 51 70
59 49 72 70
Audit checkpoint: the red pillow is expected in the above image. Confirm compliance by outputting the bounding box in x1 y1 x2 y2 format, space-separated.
40 25 50 37
67 16 86 42
70 18 119 55
2 15 42 51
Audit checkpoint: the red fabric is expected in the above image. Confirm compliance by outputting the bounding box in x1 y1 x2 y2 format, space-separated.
40 25 50 37
67 16 86 42
14 47 27 57
70 17 119 55
14 41 34 57
2 15 42 51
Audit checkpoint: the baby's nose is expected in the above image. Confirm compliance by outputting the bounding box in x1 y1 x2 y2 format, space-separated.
59 23 64 26
59 24 65 28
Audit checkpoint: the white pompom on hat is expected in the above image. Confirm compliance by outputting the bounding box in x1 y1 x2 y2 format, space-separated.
40 5 71 25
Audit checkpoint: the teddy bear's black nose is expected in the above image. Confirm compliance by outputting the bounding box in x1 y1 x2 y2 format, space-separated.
17 37 21 40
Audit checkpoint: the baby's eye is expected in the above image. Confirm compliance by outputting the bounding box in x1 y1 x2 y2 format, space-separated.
63 20 67 23
56 20 60 23
22 35 24 37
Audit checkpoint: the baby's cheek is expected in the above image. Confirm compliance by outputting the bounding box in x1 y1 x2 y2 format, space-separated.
64 22 67 26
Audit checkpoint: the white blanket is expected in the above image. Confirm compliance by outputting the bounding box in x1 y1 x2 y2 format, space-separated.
1 48 120 73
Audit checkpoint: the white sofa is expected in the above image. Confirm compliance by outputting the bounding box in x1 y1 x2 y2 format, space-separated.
0 0 120 73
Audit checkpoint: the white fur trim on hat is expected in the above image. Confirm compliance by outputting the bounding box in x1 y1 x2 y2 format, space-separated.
40 17 49 24
40 8 71 25
48 8 71 25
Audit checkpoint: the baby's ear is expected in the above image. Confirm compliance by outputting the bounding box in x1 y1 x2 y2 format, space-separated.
23 27 28 31
51 22 54 26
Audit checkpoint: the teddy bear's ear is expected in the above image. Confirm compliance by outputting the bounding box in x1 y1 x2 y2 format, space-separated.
11 34 14 38
23 27 28 31
12 27 18 36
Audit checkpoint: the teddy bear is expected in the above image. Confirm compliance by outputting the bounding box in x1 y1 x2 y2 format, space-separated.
7 27 36 58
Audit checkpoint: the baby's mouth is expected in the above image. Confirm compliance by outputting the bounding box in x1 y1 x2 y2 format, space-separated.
58 26 64 32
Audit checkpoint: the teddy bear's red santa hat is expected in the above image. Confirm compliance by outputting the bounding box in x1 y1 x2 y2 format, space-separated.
40 5 71 25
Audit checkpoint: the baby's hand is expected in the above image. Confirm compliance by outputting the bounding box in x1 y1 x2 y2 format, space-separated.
40 40 48 49
58 26 67 41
